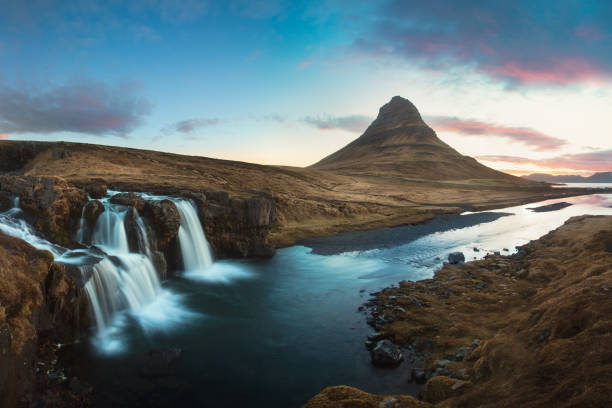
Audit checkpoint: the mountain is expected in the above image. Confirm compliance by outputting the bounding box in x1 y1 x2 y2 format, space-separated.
523 172 612 183
310 96 527 183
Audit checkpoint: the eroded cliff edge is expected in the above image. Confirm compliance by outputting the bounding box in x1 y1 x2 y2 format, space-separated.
305 215 612 408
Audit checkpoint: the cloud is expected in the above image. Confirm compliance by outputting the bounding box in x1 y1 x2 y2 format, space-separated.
477 150 612 172
0 134 8 140
304 114 372 133
164 118 220 134
428 116 566 151
348 1 612 85
0 79 151 137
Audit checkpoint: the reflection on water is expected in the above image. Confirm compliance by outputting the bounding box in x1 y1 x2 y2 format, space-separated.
57 193 612 407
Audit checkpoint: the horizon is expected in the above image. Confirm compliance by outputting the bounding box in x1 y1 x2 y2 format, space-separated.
1 1 611 176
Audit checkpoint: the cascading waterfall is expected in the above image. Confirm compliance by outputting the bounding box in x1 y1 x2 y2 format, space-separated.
0 190 214 352
173 199 214 271
82 201 162 334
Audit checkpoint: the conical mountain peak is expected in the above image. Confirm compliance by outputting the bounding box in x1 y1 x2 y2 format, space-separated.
310 95 520 182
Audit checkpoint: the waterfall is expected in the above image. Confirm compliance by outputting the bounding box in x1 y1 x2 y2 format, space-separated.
0 190 203 353
173 199 214 271
82 201 162 333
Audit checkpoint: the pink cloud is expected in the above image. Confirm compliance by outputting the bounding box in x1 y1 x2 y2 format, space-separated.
482 58 607 84
477 150 612 172
0 134 8 139
428 116 566 151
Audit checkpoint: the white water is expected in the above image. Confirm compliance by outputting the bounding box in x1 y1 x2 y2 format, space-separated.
173 200 213 269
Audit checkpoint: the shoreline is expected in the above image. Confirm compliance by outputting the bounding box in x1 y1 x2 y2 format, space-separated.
305 215 612 407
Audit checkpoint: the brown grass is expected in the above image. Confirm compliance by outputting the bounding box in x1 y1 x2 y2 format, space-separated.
0 140 596 247
308 215 612 408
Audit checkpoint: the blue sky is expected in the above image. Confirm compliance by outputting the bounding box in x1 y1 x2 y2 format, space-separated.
0 0 611 174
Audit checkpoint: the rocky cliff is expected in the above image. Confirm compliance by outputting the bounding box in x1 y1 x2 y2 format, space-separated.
0 232 89 407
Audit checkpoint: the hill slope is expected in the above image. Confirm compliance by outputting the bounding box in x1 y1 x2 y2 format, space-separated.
311 96 526 183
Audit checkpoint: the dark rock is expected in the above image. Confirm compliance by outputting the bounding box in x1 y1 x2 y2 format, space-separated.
370 340 404 366
85 183 107 199
205 191 229 204
448 252 465 264
0 191 11 212
367 332 384 341
110 192 145 211
411 368 427 383
365 341 376 350
437 359 451 368
473 247 480 252
84 200 104 229
455 347 470 361
494 251 501 255
143 199 181 250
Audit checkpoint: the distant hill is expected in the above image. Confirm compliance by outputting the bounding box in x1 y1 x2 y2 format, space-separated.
523 172 612 183
310 96 533 184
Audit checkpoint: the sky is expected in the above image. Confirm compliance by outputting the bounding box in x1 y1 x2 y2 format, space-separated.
0 0 611 176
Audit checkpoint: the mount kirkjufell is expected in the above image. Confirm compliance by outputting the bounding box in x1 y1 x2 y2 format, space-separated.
312 96 521 182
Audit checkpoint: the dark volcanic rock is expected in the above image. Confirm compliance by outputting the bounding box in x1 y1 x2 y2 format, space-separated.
199 193 276 258
370 340 404 366
448 252 465 265
143 199 181 250
84 200 104 229
110 192 145 211
85 183 107 199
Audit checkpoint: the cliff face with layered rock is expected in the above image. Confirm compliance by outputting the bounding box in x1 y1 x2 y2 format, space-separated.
0 176 88 247
0 232 89 407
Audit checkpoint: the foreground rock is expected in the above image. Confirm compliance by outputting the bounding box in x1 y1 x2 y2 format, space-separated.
447 252 465 264
370 340 404 366
308 215 612 407
0 231 89 407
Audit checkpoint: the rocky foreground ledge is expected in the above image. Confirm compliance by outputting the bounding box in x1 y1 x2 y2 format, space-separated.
305 215 612 408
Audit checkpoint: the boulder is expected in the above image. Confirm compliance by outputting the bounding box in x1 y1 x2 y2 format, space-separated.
84 200 105 229
85 183 107 199
143 200 181 249
448 252 465 265
370 339 404 366
109 192 145 211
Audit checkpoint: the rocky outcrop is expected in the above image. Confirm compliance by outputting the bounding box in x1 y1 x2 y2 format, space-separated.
84 183 107 199
110 192 145 212
0 231 88 407
447 252 465 265
143 200 181 249
0 176 88 247
199 193 275 258
83 200 104 229
370 339 404 366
